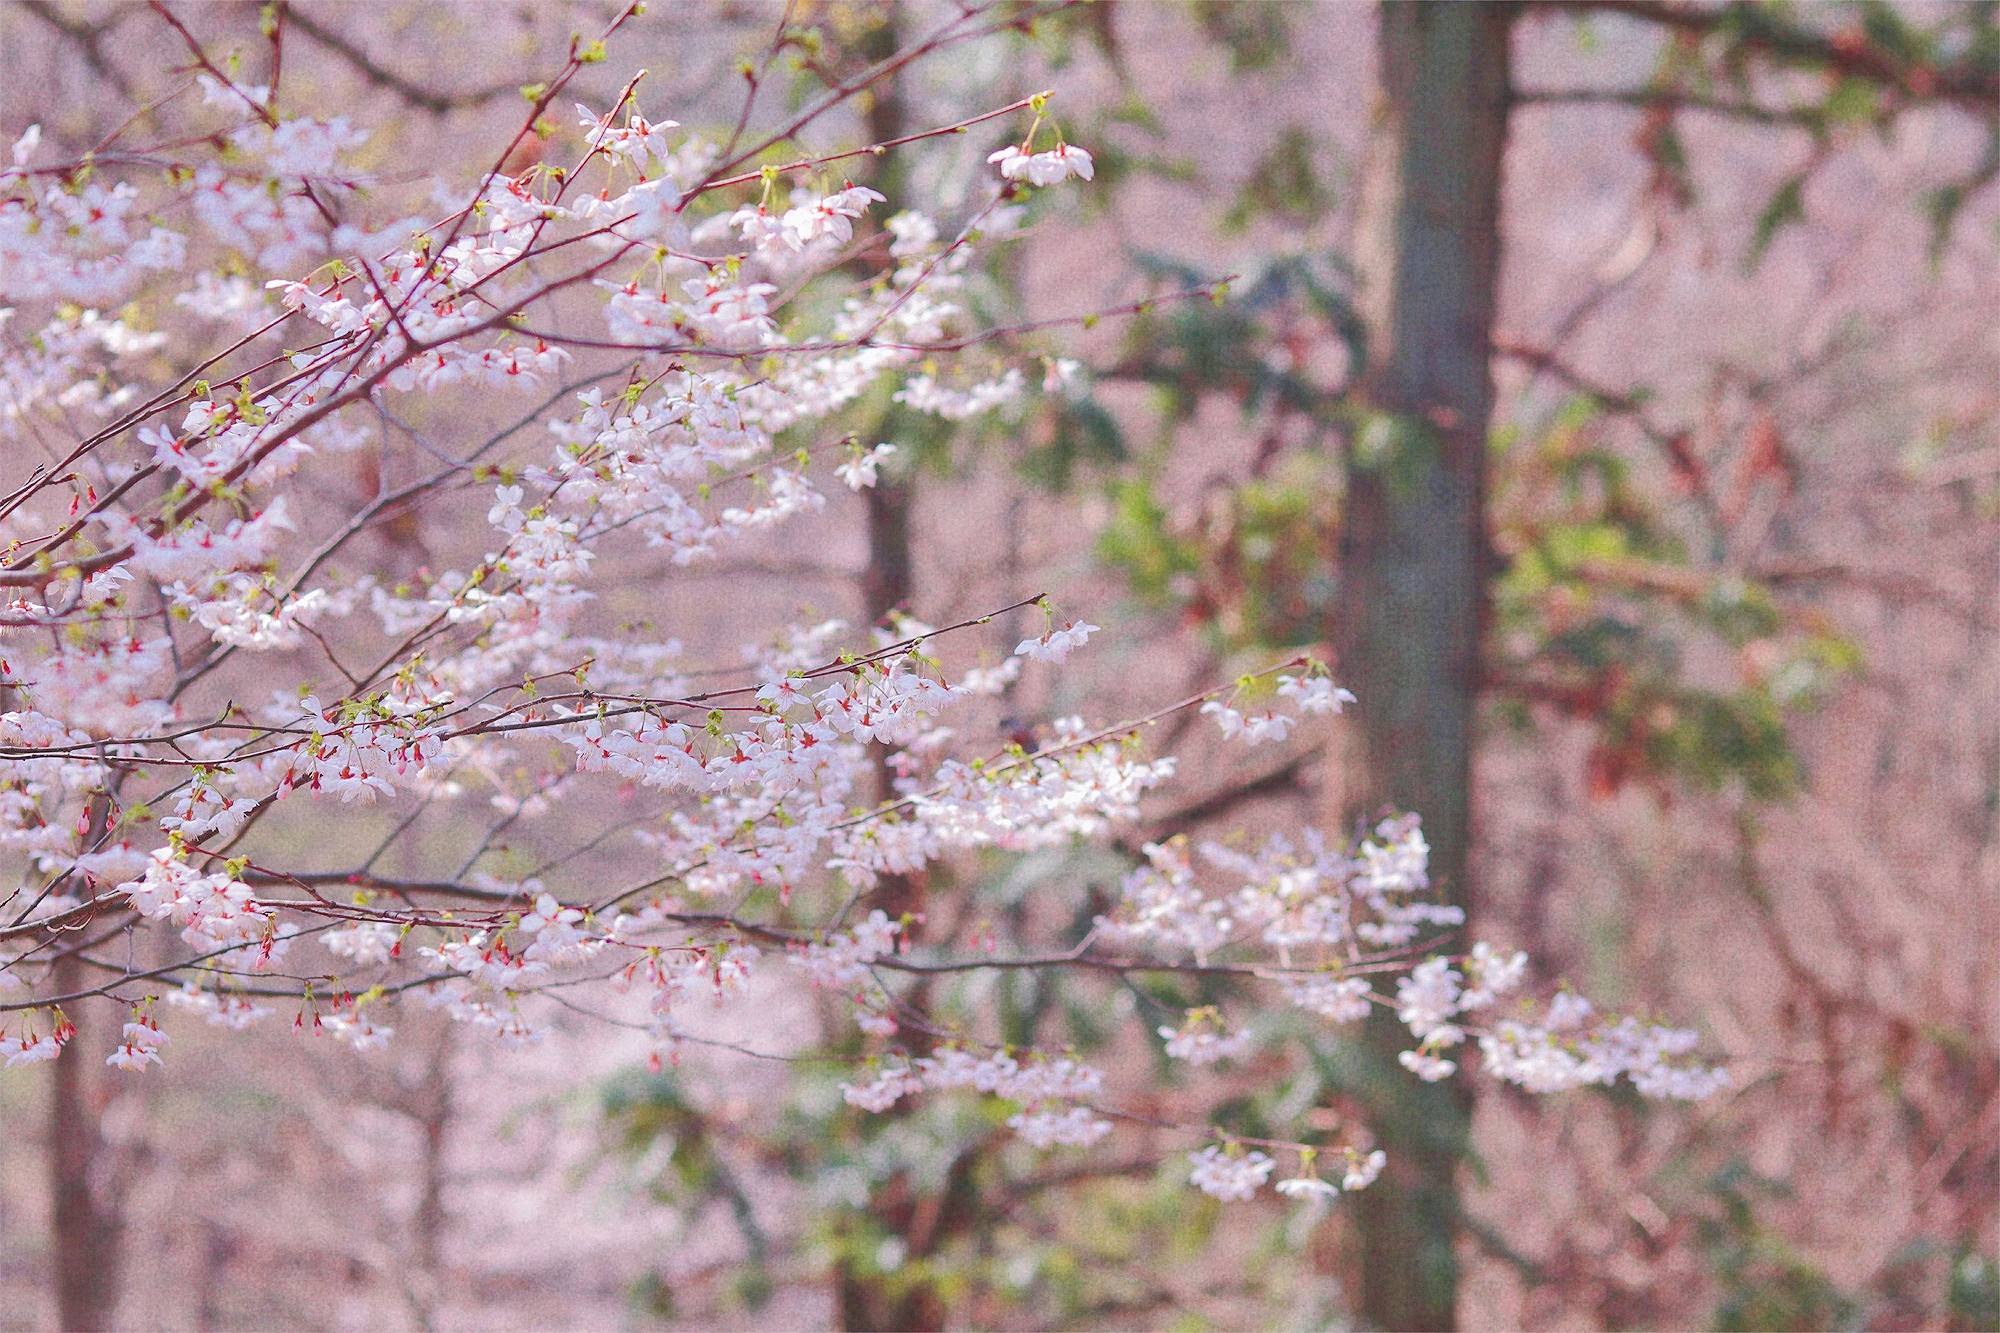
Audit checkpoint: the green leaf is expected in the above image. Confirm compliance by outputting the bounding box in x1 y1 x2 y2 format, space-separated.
1223 125 1334 232
1191 0 1292 71
1745 174 1807 271
1018 398 1125 491
1819 77 1878 129
1095 478 1197 603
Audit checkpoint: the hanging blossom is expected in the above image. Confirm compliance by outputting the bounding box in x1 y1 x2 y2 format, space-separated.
1188 1146 1275 1201
835 442 898 490
1275 1147 1387 1202
0 1010 72 1067
987 142 1094 186
167 983 272 1031
1016 619 1099 664
1202 667 1355 746
106 1007 168 1071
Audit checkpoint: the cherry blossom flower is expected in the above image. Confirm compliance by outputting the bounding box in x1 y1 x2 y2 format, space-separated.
1276 673 1356 714
1028 143 1094 184
780 184 886 250
985 145 1033 180
1188 1146 1275 1201
575 103 678 166
1342 1149 1387 1191
1159 1009 1254 1066
835 442 897 490
323 1008 394 1051
895 368 1025 419
517 892 583 937
106 1015 168 1072
1395 957 1466 1046
167 985 271 1030
1202 700 1294 744
987 142 1094 186
1459 941 1528 1009
1006 1105 1111 1148
1399 1049 1458 1082
1546 991 1595 1031
0 1022 65 1067
1015 619 1098 663
841 1062 923 1112
1281 973 1373 1023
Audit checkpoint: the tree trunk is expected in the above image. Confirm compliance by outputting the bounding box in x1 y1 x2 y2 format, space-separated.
863 478 913 635
51 952 125 1333
1338 4 1515 1329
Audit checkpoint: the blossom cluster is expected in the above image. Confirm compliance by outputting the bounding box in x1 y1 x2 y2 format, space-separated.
841 1047 1113 1148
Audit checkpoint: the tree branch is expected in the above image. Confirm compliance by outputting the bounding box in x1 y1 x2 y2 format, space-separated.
281 5 519 114
1513 86 1817 126
1551 1 2000 112
19 1 139 103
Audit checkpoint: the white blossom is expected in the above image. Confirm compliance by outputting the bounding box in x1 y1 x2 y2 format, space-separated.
1015 620 1099 664
988 142 1094 185
1395 957 1466 1046
1282 973 1373 1023
1342 1149 1386 1191
836 442 897 490
1276 674 1355 715
1007 1105 1112 1148
1160 1011 1254 1066
106 1017 168 1072
1398 1050 1458 1082
1188 1146 1275 1201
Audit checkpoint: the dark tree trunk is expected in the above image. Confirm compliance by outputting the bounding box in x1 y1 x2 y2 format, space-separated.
863 478 913 633
1338 4 1516 1329
51 952 125 1333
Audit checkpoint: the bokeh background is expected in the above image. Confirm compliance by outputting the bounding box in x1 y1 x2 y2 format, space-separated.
0 2 1994 1329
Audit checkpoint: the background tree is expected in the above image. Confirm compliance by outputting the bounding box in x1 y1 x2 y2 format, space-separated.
1077 1 1995 1327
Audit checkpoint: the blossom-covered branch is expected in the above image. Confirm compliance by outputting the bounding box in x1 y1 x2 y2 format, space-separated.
0 1 1725 1208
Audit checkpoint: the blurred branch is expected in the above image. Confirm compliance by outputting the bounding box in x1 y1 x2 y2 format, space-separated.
1466 1214 1552 1286
20 1 138 103
1513 86 1818 125
1910 1086 2000 1212
1496 336 1662 425
1924 445 2000 486
1009 1154 1161 1195
1122 751 1313 853
280 5 520 114
1554 0 2000 112
1495 336 1720 514
1750 558 1990 629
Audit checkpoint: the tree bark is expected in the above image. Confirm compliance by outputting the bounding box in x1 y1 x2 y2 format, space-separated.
863 478 913 635
1338 4 1515 1329
51 952 125 1333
